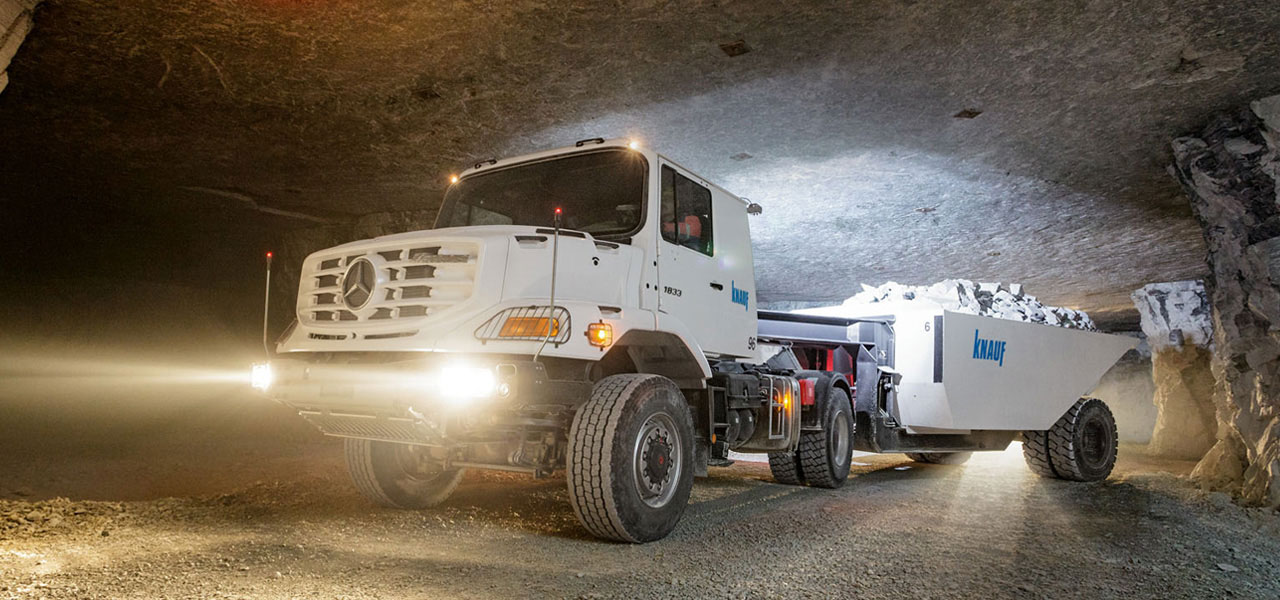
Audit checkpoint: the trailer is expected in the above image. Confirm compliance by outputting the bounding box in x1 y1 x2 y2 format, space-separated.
251 138 1138 542
757 309 1135 473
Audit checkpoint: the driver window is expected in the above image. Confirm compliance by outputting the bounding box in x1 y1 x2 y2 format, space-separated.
660 166 714 256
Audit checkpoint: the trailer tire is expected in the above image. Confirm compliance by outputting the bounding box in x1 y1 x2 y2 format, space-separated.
905 452 973 465
1022 398 1117 482
344 439 465 509
767 450 804 485
567 374 695 543
798 387 854 489
1021 430 1057 478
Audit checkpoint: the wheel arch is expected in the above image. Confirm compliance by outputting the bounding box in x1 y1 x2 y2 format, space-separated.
597 328 711 389
796 370 852 428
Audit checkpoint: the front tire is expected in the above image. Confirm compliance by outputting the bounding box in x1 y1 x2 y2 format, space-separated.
1022 398 1117 482
567 374 696 543
344 439 465 509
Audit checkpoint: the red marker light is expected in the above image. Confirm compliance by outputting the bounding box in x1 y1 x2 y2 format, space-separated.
554 207 562 215
266 252 273 258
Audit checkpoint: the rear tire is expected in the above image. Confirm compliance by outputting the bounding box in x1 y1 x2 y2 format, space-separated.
798 388 854 489
567 374 695 543
905 452 973 465
767 450 804 485
344 439 465 509
1022 398 1117 482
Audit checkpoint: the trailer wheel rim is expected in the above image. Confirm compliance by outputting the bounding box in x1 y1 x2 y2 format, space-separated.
633 411 682 508
1080 415 1110 468
831 411 850 468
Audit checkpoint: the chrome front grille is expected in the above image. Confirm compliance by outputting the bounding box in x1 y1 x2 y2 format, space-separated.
301 241 479 325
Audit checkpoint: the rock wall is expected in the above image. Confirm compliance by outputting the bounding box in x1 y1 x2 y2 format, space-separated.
0 0 39 95
1171 95 1280 508
1132 281 1217 459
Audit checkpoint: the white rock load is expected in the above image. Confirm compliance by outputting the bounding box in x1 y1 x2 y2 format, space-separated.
796 279 1096 330
1131 280 1213 351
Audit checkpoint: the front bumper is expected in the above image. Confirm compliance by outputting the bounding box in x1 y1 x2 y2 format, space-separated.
258 354 587 445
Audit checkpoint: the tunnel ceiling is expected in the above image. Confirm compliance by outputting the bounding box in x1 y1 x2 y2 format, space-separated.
3 0 1279 325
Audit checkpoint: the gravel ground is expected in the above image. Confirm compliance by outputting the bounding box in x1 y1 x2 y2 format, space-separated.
3 445 1278 600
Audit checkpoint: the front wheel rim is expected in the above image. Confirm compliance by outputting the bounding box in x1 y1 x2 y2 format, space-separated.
393 444 445 481
633 411 682 508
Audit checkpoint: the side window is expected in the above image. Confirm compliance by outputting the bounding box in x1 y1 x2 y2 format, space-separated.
660 165 714 256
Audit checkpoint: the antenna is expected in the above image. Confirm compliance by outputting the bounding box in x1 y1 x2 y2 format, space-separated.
533 208 562 361
262 251 274 356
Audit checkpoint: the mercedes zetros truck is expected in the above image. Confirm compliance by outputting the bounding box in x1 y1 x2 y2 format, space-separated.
252 138 1136 542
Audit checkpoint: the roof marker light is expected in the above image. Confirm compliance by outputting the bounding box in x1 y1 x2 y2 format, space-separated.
628 140 640 150
450 175 459 184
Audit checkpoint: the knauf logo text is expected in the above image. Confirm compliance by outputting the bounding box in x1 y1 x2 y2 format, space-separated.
972 330 1008 366
731 281 749 310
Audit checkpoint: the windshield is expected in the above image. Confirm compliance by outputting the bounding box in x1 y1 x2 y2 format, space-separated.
435 149 647 239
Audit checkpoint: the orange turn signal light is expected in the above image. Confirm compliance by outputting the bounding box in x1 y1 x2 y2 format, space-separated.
586 322 613 348
499 317 559 338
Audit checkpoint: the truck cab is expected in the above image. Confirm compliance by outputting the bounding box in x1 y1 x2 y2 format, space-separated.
278 139 754 367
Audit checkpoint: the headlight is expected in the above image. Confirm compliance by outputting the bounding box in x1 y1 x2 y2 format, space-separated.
250 362 274 392
436 366 496 401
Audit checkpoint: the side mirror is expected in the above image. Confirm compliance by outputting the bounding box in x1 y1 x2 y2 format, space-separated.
746 202 763 215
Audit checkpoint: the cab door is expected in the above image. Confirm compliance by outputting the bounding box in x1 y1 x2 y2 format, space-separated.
656 162 752 357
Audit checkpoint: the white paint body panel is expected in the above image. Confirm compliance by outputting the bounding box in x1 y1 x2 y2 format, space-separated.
655 158 756 358
894 310 1138 432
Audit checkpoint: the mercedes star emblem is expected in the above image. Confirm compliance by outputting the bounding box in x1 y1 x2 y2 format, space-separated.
341 258 376 310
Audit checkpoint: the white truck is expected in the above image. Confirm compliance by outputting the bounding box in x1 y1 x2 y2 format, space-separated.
253 138 1137 542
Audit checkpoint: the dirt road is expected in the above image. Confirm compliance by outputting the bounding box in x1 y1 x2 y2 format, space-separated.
4 441 1279 599
1 338 1278 599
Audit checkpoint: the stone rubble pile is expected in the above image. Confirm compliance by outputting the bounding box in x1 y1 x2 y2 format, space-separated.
821 279 1096 330
1 497 127 539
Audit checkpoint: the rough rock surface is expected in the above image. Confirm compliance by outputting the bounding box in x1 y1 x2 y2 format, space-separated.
10 0 1280 321
0 0 39 95
1132 280 1214 351
797 279 1095 330
1132 281 1217 459
1148 345 1217 460
1172 94 1280 508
